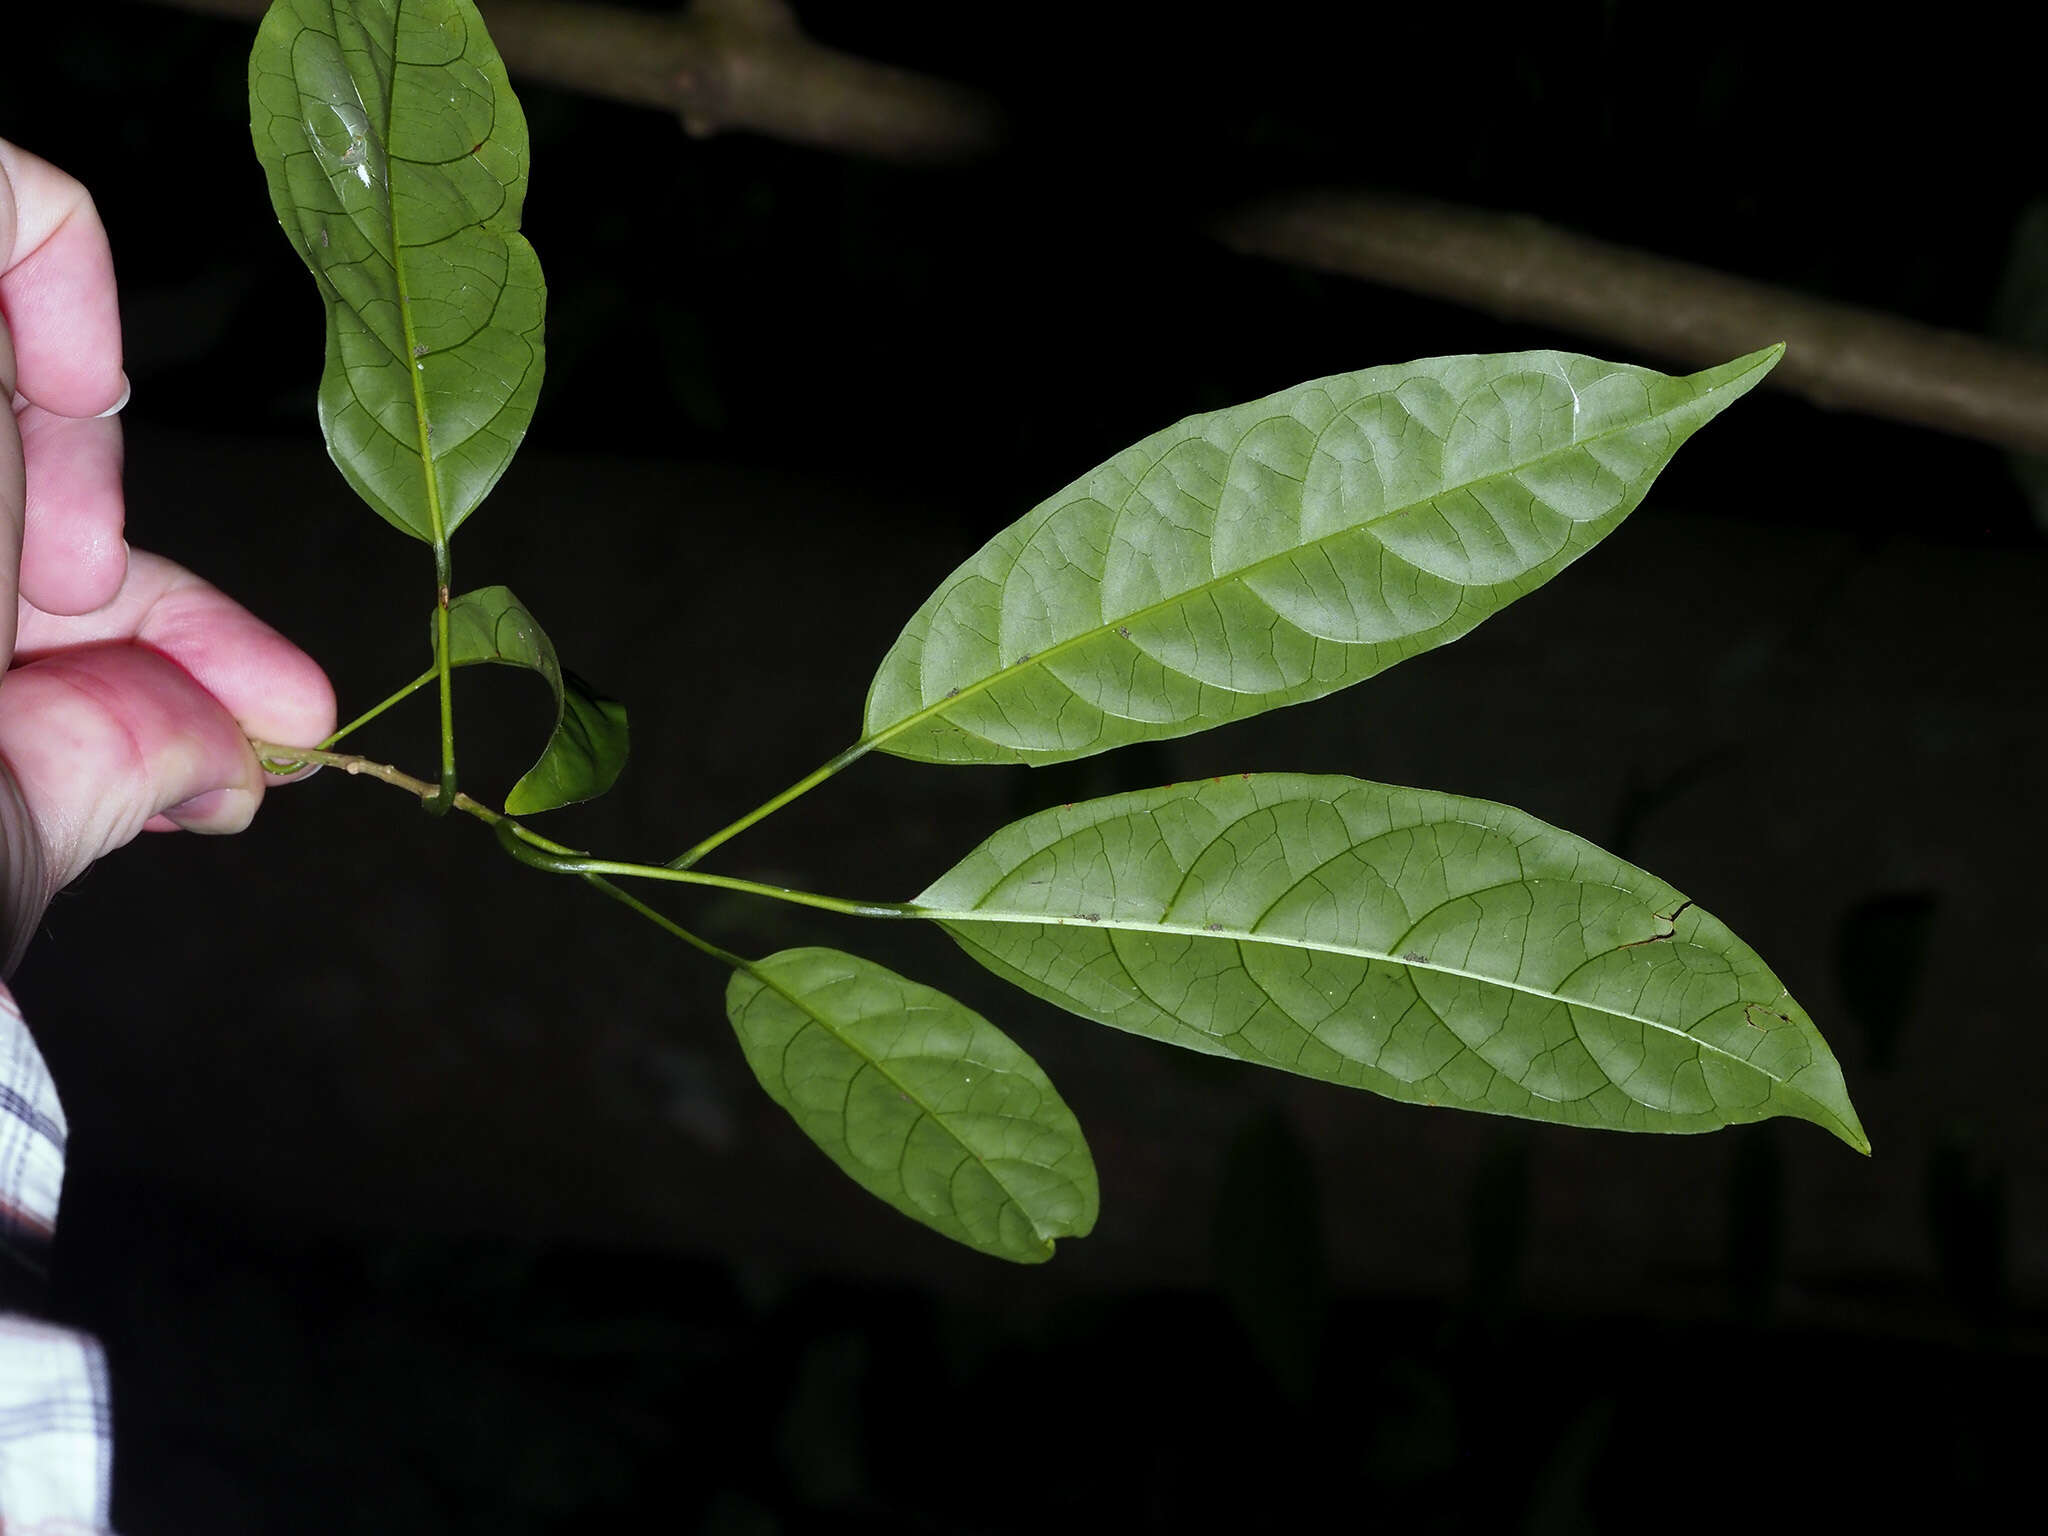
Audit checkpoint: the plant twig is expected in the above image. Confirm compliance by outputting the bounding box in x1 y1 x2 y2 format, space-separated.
250 741 497 820
252 740 913 920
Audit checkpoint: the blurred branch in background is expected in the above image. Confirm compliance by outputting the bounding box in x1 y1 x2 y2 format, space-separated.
145 0 2048 456
1217 193 2048 457
152 0 1003 160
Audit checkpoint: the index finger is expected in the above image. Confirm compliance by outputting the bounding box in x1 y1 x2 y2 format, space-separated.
0 309 20 672
0 139 124 418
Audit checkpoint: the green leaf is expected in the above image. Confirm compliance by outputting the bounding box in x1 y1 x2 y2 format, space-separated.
917 774 1867 1151
249 0 543 543
865 346 1781 766
445 586 627 813
726 947 1099 1262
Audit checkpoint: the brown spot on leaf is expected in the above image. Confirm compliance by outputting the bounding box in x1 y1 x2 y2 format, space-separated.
1744 1003 1793 1031
1623 898 1697 949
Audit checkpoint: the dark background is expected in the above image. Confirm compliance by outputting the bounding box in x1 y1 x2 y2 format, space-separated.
5 1 2044 1529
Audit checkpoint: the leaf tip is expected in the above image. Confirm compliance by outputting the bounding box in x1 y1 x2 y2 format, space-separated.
1677 341 1786 426
1721 340 1787 384
1820 1102 1872 1157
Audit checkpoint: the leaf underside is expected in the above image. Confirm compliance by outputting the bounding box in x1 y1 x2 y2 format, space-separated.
250 0 543 542
444 586 628 813
918 773 1867 1151
865 345 1782 766
727 948 1099 1262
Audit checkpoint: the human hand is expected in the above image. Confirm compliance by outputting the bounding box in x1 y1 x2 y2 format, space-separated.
0 139 335 973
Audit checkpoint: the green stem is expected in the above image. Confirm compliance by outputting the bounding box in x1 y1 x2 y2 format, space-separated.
248 740 908 923
498 820 914 919
430 559 457 814
669 740 872 869
578 874 748 970
315 667 439 752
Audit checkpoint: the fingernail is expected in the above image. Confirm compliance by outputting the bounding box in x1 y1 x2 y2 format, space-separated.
162 786 256 833
94 372 131 419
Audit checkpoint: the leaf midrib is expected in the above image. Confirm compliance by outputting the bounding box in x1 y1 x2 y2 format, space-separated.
866 353 1770 752
923 906 1799 1089
373 3 451 550
746 964 1063 1253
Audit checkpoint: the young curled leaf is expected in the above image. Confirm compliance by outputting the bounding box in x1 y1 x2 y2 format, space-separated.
916 774 1866 1152
865 346 1781 765
727 948 1099 1262
444 586 627 813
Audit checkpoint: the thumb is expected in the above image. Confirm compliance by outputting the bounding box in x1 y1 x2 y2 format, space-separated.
0 643 264 970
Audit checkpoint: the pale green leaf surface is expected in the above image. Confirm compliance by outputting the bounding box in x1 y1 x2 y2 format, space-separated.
726 948 1099 1262
444 586 627 813
866 346 1781 765
250 0 543 542
917 774 1866 1150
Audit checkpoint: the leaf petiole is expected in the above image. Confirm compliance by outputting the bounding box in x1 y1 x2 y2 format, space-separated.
429 577 458 814
667 740 873 869
499 820 914 920
577 874 748 971
312 666 441 754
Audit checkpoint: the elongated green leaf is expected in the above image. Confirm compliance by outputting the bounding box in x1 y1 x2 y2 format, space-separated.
444 585 627 813
917 774 1866 1151
250 0 543 542
865 346 1780 766
726 948 1099 1262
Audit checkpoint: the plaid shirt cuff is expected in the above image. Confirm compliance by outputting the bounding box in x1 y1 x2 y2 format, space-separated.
0 985 114 1534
